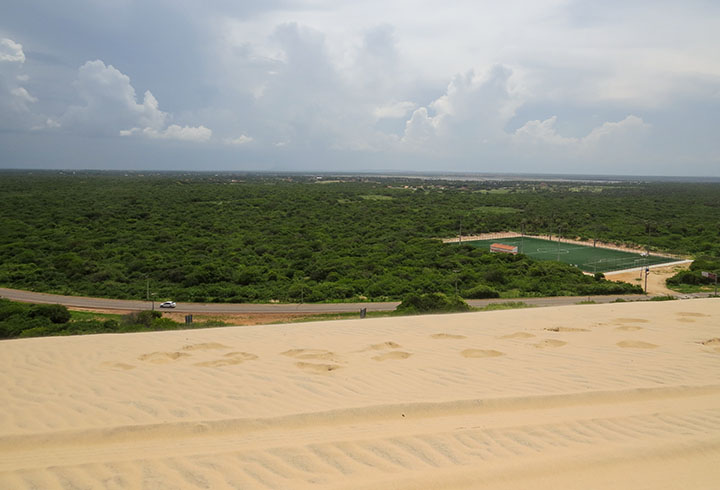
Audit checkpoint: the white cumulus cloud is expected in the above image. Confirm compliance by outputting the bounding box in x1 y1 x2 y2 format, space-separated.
513 116 575 146
0 37 50 130
120 125 212 142
61 60 167 134
11 87 38 104
62 60 211 142
0 38 25 63
373 101 416 119
223 134 253 145
514 114 650 150
400 65 523 151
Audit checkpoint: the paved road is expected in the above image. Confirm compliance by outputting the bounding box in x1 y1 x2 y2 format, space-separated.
3 287 707 315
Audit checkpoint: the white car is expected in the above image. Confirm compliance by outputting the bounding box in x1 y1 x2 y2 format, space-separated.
159 301 176 308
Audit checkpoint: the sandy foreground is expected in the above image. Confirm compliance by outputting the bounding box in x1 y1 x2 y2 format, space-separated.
1 300 719 489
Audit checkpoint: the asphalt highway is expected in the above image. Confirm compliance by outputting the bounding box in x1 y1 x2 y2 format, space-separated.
1 287 694 314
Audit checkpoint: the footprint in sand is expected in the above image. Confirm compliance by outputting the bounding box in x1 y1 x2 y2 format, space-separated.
368 341 402 350
534 339 567 349
544 327 589 332
100 362 136 370
613 318 649 324
461 349 504 358
138 352 191 364
430 333 467 340
372 351 412 361
678 312 709 318
700 338 720 353
195 352 258 367
182 342 231 351
677 318 696 323
295 361 343 373
282 349 340 362
499 332 535 339
617 340 658 349
615 326 644 332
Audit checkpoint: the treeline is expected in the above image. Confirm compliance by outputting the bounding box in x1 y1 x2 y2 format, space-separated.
3 172 717 302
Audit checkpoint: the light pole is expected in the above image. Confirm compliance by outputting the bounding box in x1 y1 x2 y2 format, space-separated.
557 226 562 262
151 292 156 311
644 267 649 293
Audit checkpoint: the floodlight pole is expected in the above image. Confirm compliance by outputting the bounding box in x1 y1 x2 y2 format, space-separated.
557 226 561 262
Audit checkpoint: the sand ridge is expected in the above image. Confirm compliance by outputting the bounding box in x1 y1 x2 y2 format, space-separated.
0 299 719 489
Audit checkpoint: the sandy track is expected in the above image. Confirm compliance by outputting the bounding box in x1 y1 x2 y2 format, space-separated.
1 299 718 489
607 262 691 296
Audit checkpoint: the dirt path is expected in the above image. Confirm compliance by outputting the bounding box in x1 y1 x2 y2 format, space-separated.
68 307 316 326
606 263 691 296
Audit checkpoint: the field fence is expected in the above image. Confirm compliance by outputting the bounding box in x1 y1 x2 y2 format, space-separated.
443 231 522 243
523 234 682 259
581 257 654 273
445 231 683 260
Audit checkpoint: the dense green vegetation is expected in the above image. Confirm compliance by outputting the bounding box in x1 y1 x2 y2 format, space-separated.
0 299 227 339
667 256 720 293
396 293 471 314
3 172 718 302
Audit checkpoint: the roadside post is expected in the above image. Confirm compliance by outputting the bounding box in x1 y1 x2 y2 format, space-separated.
360 308 367 319
644 267 650 293
702 271 718 296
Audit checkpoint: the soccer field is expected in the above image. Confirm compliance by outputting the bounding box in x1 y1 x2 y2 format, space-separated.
465 236 677 273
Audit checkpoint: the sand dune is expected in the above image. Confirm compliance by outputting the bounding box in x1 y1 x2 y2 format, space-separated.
1 299 719 489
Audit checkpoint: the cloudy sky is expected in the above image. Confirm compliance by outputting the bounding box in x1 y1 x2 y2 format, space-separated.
1 0 719 175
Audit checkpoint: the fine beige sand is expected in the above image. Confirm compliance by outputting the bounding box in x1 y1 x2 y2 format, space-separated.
1 299 719 489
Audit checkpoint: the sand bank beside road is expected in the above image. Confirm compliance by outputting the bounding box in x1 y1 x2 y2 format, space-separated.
1 299 718 489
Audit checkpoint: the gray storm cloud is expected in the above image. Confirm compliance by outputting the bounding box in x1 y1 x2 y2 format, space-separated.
0 1 718 175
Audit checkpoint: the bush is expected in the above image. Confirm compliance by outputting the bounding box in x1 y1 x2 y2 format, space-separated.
649 295 676 301
667 270 710 286
396 292 471 314
122 310 162 327
30 304 71 324
464 284 500 299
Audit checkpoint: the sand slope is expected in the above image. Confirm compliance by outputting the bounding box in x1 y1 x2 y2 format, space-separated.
1 299 719 489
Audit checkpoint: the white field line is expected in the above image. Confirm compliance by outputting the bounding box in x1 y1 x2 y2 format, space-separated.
603 259 693 276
